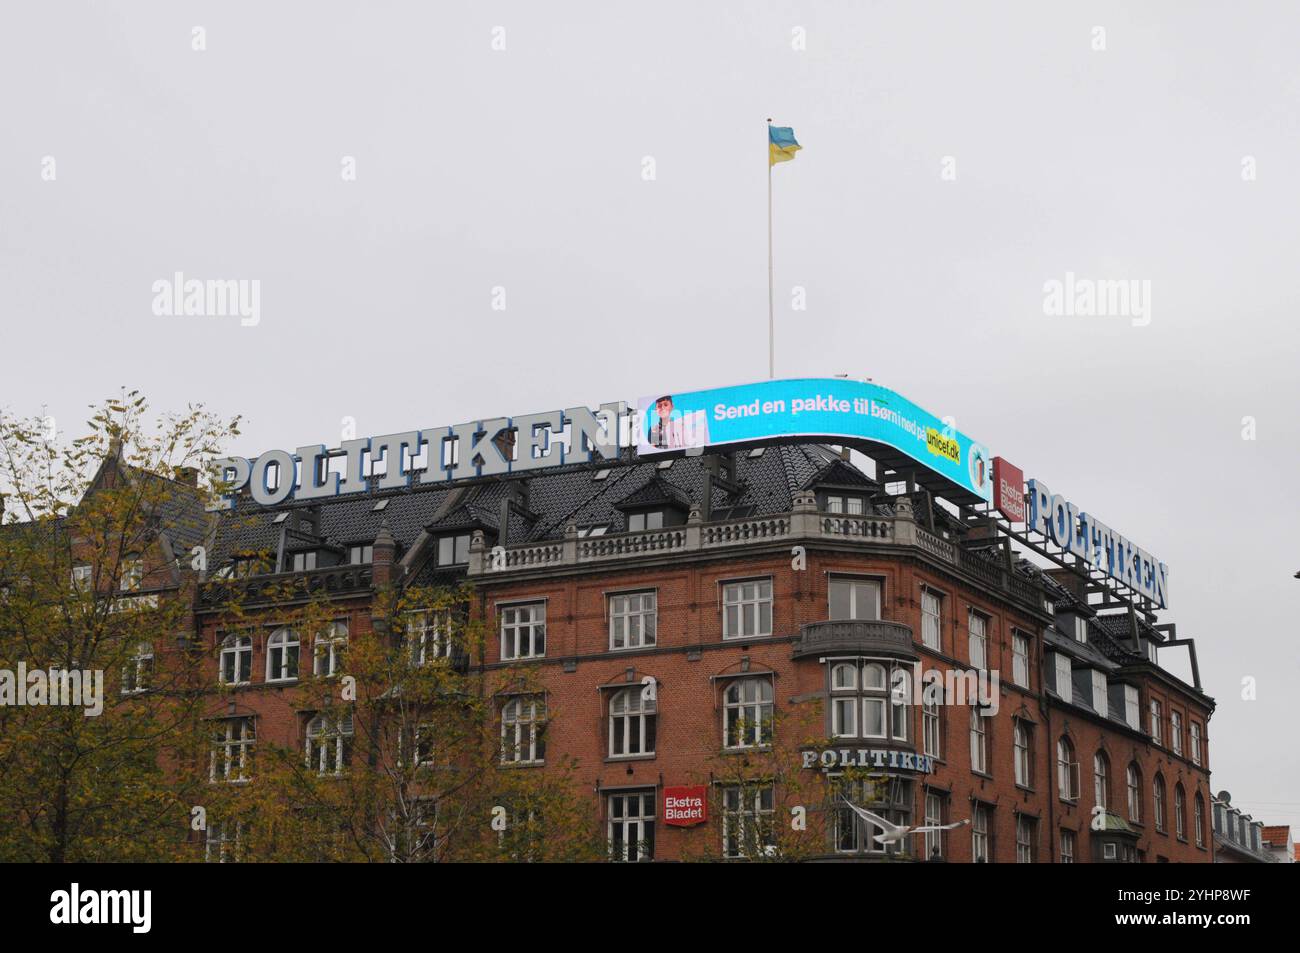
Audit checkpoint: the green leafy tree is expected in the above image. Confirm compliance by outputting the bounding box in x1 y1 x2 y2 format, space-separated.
0 394 239 861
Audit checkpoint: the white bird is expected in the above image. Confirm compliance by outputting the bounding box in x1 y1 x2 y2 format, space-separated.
840 797 971 845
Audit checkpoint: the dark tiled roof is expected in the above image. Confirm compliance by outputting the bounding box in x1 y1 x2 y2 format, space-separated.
207 443 858 573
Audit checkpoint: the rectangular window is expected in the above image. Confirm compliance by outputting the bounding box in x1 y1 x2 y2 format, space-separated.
1016 816 1036 863
1124 685 1140 730
971 804 991 862
834 777 912 856
1150 700 1163 745
122 641 154 694
349 544 373 564
1190 722 1202 766
609 591 657 650
205 821 242 863
436 534 471 567
71 564 93 592
970 709 988 774
722 785 775 859
627 511 664 532
829 576 881 621
1060 829 1076 864
500 602 545 659
406 609 453 664
608 791 655 862
500 696 546 764
968 611 988 671
1170 711 1183 756
723 579 773 639
1073 616 1087 644
1011 632 1029 687
921 589 942 651
121 558 144 591
924 792 946 860
291 551 317 572
211 718 254 783
1091 670 1108 715
922 700 941 759
1054 653 1073 700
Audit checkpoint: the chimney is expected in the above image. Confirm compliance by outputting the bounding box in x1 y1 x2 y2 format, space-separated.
372 519 397 587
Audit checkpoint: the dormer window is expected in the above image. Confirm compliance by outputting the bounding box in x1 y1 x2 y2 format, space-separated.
436 533 471 567
349 544 373 565
71 564 93 592
121 557 144 592
825 494 865 515
291 551 318 572
627 511 664 532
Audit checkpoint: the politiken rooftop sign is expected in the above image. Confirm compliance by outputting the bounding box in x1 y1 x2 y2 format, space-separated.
211 377 992 508
208 377 1167 608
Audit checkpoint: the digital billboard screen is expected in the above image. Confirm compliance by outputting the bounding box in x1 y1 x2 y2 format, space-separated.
636 378 993 502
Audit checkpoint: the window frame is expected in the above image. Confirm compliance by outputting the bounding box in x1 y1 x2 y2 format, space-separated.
608 589 658 651
500 694 547 765
968 610 989 671
1011 631 1030 688
499 601 546 660
721 577 774 640
266 627 301 683
211 717 255 783
313 621 348 677
219 633 252 686
608 790 655 862
723 676 774 750
305 712 353 776
608 685 657 759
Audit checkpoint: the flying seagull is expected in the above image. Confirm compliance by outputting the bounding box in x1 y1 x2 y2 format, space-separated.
840 797 971 845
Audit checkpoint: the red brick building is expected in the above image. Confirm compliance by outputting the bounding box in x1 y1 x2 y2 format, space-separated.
192 438 1215 862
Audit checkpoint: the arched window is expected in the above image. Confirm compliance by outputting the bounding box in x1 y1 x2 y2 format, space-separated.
831 663 858 737
1057 737 1078 801
1174 784 1187 839
1013 722 1031 787
219 634 252 685
266 628 300 682
1126 763 1142 822
830 661 898 740
609 686 656 757
1194 793 1206 847
306 712 353 775
1093 751 1110 810
314 621 348 677
723 677 773 749
1153 773 1167 833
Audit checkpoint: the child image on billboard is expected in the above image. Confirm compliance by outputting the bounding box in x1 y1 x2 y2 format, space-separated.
640 394 710 452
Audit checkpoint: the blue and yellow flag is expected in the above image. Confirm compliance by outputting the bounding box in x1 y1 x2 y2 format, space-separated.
769 125 801 166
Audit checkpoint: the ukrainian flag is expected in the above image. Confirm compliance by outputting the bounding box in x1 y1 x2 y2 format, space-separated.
769 125 801 166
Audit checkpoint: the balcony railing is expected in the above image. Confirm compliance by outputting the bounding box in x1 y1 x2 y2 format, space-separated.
469 493 1045 614
792 619 918 660
199 564 373 608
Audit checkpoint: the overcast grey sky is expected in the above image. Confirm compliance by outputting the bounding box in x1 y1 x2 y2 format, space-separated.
2 2 1297 825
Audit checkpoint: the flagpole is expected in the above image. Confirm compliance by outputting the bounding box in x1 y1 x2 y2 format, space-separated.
767 118 774 379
